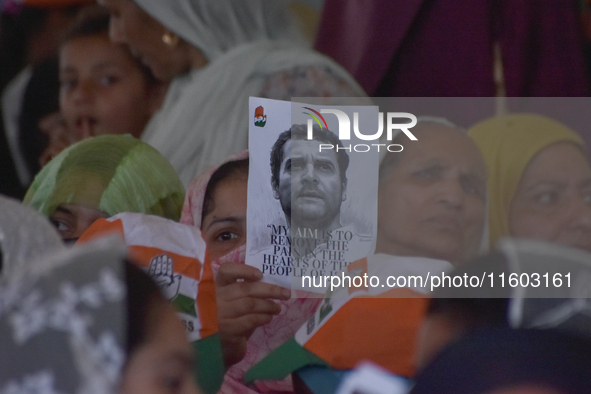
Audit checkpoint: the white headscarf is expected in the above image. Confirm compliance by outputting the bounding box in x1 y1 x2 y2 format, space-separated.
133 0 306 61
134 0 368 186
0 237 127 394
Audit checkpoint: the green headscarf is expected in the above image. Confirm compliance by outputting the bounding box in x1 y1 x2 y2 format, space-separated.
24 134 185 221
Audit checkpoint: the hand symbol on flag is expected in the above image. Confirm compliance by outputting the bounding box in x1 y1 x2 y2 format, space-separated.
148 254 181 300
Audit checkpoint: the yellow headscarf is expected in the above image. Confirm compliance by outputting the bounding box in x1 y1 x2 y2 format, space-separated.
468 114 585 248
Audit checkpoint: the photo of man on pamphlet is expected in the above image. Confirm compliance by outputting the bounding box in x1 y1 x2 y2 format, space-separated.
246 97 379 293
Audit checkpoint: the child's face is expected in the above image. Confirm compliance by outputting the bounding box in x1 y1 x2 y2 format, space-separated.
59 34 162 139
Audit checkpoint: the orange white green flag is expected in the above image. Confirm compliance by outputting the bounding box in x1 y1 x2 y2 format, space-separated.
245 253 452 383
77 212 223 394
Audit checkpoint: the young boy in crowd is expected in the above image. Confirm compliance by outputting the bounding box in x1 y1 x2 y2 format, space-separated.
39 6 165 165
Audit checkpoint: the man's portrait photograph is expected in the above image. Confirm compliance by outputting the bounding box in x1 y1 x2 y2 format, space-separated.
246 98 379 289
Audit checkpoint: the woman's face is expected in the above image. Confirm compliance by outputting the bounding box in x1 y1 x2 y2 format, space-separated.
49 203 109 241
376 126 487 265
60 34 162 139
509 142 591 252
201 175 247 262
121 301 201 394
98 0 197 81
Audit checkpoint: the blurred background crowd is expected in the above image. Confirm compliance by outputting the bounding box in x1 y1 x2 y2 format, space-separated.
2 1 591 394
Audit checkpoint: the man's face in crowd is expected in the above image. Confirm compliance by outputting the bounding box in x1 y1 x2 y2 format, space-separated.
273 139 346 230
377 125 487 266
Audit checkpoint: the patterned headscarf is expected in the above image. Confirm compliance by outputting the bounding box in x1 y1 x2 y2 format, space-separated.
181 150 249 229
0 237 128 394
24 134 185 221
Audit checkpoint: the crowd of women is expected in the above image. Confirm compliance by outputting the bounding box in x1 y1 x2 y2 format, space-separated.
2 1 591 394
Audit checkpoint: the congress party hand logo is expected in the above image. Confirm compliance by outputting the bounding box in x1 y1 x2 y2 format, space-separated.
148 254 181 300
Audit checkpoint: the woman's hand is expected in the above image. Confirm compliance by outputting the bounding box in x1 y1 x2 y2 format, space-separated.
216 262 291 368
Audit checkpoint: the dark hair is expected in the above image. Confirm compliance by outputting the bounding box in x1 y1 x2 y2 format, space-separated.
427 298 509 331
426 251 510 331
60 6 158 85
270 124 349 191
125 259 165 357
201 159 249 225
411 328 591 394
0 5 79 92
18 56 59 179
61 6 110 42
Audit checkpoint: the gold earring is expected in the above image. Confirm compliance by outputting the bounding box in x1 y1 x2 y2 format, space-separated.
162 30 179 47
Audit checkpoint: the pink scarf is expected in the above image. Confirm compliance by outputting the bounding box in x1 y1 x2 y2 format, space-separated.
181 151 321 393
